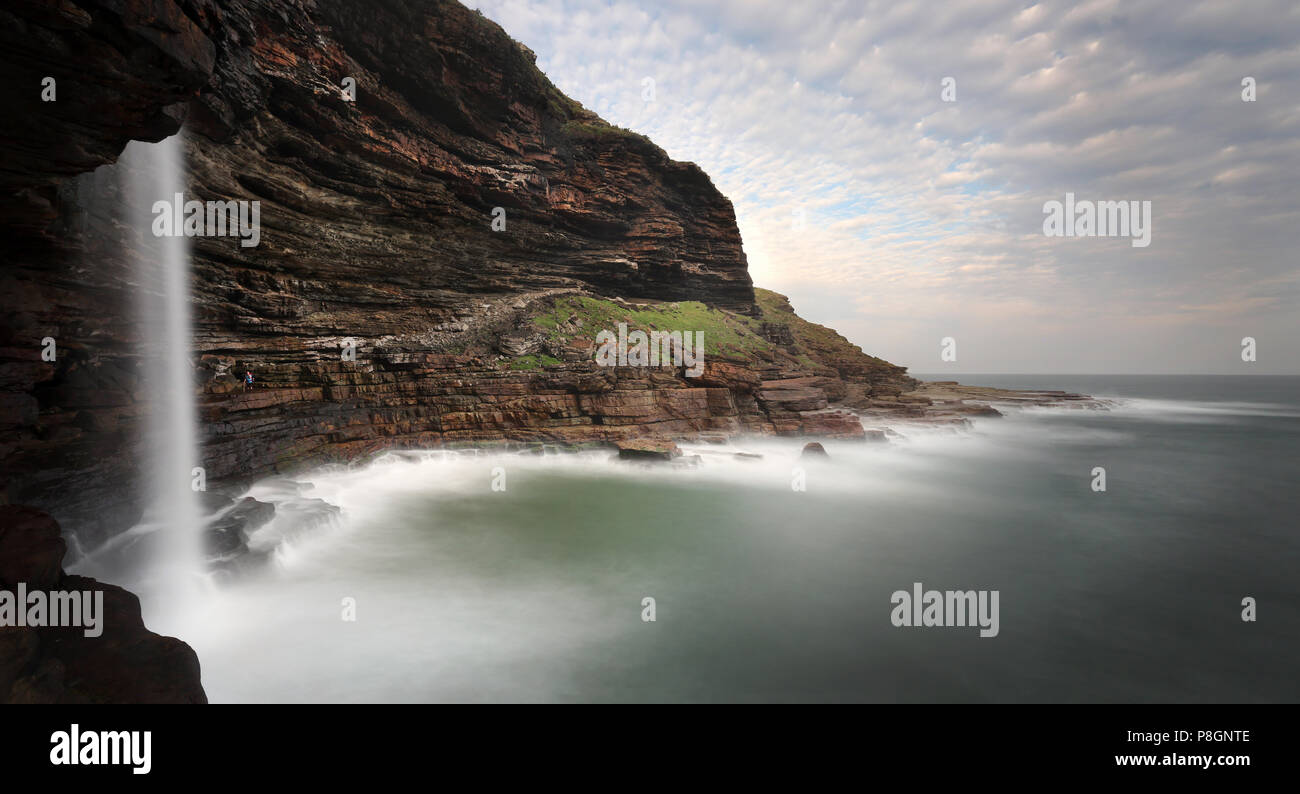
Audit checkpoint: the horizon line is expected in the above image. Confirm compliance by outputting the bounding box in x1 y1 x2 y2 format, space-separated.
907 372 1300 378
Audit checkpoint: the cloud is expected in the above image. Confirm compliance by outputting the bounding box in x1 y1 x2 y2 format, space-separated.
465 0 1300 373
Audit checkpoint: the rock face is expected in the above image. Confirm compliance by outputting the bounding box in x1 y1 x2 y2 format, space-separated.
0 0 917 552
0 506 207 703
0 0 215 238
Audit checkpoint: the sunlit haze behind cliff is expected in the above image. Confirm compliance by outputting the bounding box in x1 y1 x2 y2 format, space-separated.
465 0 1300 375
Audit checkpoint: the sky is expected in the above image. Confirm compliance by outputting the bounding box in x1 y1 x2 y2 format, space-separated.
464 0 1300 374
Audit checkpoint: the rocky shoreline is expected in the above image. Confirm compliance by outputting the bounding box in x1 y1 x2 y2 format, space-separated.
857 380 1110 428
189 380 1110 570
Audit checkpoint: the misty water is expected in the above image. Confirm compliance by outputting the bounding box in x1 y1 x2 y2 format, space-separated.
85 375 1300 702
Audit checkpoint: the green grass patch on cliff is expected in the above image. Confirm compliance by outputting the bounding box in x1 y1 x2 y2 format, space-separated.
509 353 563 370
546 90 590 119
532 295 774 361
561 120 656 148
753 287 894 369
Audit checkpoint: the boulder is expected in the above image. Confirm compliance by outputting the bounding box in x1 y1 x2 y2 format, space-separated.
801 442 830 459
204 497 276 560
615 439 682 461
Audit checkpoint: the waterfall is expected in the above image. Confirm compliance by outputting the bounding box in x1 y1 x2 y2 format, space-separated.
147 134 202 626
77 135 204 634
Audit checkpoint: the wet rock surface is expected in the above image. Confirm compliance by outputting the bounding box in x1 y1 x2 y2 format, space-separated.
204 496 275 561
615 439 682 462
800 442 829 459
857 381 1109 429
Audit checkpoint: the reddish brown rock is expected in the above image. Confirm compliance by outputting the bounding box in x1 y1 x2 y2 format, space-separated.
759 378 833 412
800 442 829 459
795 411 868 439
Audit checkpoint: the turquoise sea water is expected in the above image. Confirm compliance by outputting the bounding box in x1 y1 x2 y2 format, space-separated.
98 375 1300 702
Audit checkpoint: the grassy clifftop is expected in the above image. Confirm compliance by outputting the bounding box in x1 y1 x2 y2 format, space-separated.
752 288 898 371
531 294 777 361
513 288 914 395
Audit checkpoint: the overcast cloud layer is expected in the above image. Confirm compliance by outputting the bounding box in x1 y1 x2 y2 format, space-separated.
465 0 1299 374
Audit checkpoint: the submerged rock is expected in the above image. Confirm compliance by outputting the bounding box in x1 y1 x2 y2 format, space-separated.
615 439 682 462
801 442 830 459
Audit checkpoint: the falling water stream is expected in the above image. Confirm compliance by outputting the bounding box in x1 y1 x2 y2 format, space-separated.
140 134 203 630
71 134 204 634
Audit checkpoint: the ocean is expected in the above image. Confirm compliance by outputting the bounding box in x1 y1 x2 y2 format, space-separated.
81 375 1300 702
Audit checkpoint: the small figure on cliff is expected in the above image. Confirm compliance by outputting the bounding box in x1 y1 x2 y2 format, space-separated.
243 371 254 392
